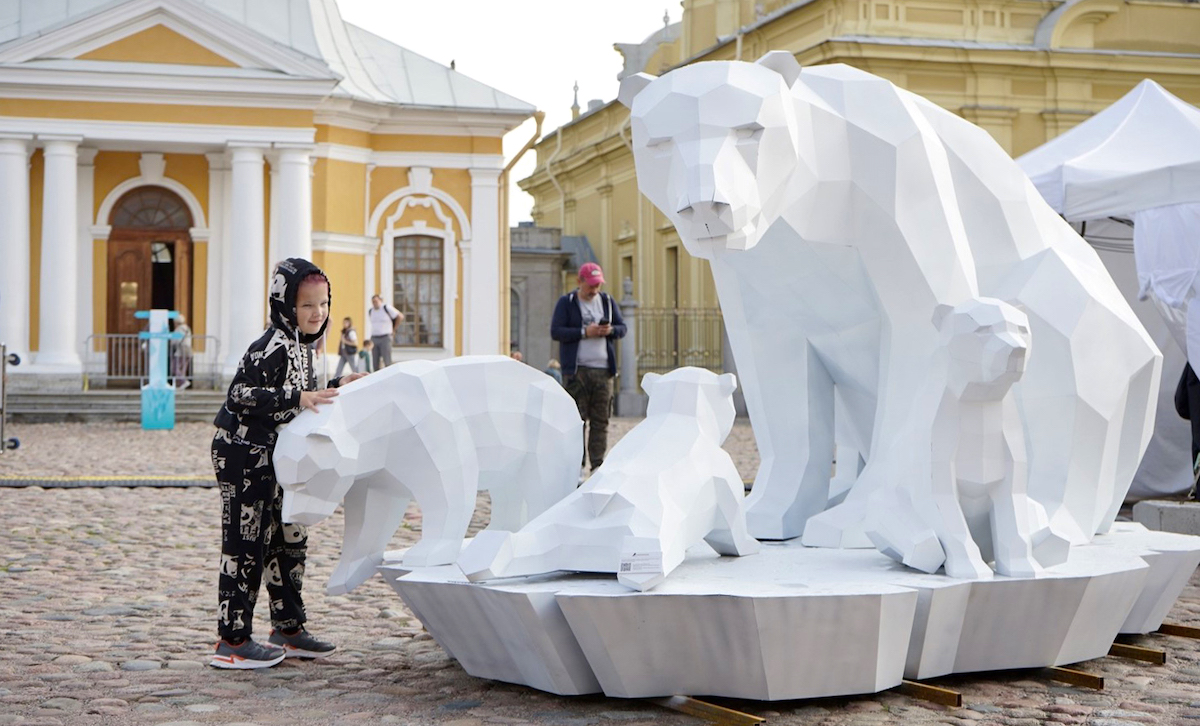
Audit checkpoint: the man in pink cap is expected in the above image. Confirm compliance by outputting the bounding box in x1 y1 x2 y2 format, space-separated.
551 262 627 476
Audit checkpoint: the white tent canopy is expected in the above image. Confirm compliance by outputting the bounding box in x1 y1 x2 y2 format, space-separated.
1017 80 1200 499
1020 79 1200 221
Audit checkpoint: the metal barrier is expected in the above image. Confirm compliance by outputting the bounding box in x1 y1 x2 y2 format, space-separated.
635 307 724 378
82 334 221 390
1 343 19 452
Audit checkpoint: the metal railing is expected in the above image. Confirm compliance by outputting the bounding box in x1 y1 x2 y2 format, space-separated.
635 307 724 378
82 334 221 390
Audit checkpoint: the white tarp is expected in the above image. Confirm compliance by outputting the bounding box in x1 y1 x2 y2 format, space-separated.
1020 80 1200 221
1017 81 1200 498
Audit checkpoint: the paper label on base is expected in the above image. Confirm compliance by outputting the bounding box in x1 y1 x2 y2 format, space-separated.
620 551 663 574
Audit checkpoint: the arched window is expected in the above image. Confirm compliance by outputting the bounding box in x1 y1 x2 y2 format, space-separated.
109 186 192 229
393 235 443 347
510 287 522 353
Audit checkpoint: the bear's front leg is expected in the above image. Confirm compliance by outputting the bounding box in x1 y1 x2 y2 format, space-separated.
987 408 1043 578
328 474 411 595
742 340 836 541
930 460 993 580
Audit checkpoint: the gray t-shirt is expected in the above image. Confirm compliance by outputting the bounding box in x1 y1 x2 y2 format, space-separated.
576 293 608 369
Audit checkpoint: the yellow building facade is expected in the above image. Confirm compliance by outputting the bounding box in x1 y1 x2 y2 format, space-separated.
520 0 1200 373
0 0 533 389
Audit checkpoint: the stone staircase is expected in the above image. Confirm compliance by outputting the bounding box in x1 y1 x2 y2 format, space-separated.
5 390 226 423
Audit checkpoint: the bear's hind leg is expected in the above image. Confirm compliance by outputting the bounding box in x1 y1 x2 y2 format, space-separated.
704 466 761 557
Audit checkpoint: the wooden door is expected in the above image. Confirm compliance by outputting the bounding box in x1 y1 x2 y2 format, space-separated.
107 240 151 380
108 241 151 336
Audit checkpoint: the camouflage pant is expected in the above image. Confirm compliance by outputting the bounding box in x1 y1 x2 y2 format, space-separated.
565 367 613 471
211 430 308 641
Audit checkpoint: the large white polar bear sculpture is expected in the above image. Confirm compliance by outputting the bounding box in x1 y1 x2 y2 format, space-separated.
274 355 582 594
618 52 1160 547
457 367 760 592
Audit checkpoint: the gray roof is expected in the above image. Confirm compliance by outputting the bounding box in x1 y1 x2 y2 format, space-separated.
0 0 535 114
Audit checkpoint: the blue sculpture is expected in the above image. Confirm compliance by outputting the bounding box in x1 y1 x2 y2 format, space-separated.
136 310 182 430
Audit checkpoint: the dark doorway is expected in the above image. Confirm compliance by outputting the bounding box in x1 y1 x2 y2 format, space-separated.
105 186 193 384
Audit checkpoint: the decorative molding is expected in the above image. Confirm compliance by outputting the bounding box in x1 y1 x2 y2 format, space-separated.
312 232 377 255
313 102 530 138
313 142 506 170
0 0 338 81
470 168 503 186
189 226 211 242
409 167 433 193
139 152 165 181
0 116 315 147
95 173 206 228
0 69 339 108
368 182 473 241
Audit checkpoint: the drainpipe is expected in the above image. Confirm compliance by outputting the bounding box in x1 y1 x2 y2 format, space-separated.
545 127 566 232
499 111 545 353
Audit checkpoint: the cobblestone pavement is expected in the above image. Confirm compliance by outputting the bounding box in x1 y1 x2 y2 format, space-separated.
2 420 1200 725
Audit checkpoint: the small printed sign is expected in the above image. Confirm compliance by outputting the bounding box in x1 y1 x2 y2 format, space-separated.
619 551 662 575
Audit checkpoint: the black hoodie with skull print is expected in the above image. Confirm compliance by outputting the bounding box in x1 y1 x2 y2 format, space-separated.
213 258 341 446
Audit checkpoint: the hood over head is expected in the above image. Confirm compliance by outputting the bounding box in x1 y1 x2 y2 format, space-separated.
268 257 331 345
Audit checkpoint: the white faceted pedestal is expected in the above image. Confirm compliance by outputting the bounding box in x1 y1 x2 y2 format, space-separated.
385 522 1200 700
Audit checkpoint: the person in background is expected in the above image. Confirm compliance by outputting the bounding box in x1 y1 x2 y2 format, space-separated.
173 313 193 389
550 262 627 474
335 317 358 377
510 350 524 363
367 295 403 370
543 358 563 386
357 339 375 374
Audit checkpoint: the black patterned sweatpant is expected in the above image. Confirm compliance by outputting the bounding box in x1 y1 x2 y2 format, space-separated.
211 429 308 642
564 366 613 471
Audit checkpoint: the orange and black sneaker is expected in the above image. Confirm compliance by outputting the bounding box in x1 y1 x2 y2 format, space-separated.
210 638 285 669
268 628 336 659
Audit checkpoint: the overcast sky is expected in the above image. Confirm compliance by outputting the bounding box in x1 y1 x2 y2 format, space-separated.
336 0 677 223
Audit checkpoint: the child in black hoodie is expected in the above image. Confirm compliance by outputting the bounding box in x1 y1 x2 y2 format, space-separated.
209 258 366 669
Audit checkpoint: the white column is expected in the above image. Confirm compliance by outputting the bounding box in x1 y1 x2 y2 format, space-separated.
275 144 313 262
224 144 266 374
204 151 228 365
364 251 375 328
0 135 31 360
76 148 97 354
35 135 83 370
267 151 279 267
467 167 502 354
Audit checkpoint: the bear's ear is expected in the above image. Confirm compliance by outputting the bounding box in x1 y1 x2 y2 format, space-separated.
618 73 655 109
718 372 738 396
931 303 955 329
756 51 802 86
640 372 662 395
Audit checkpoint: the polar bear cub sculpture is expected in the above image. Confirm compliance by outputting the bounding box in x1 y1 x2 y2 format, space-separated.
458 367 760 591
274 355 582 595
865 299 1068 579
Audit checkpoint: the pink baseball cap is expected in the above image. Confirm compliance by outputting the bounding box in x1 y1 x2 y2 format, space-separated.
578 262 605 285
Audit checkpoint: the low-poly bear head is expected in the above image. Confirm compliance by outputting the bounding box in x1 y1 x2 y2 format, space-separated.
934 298 1031 401
641 367 738 443
619 51 804 259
